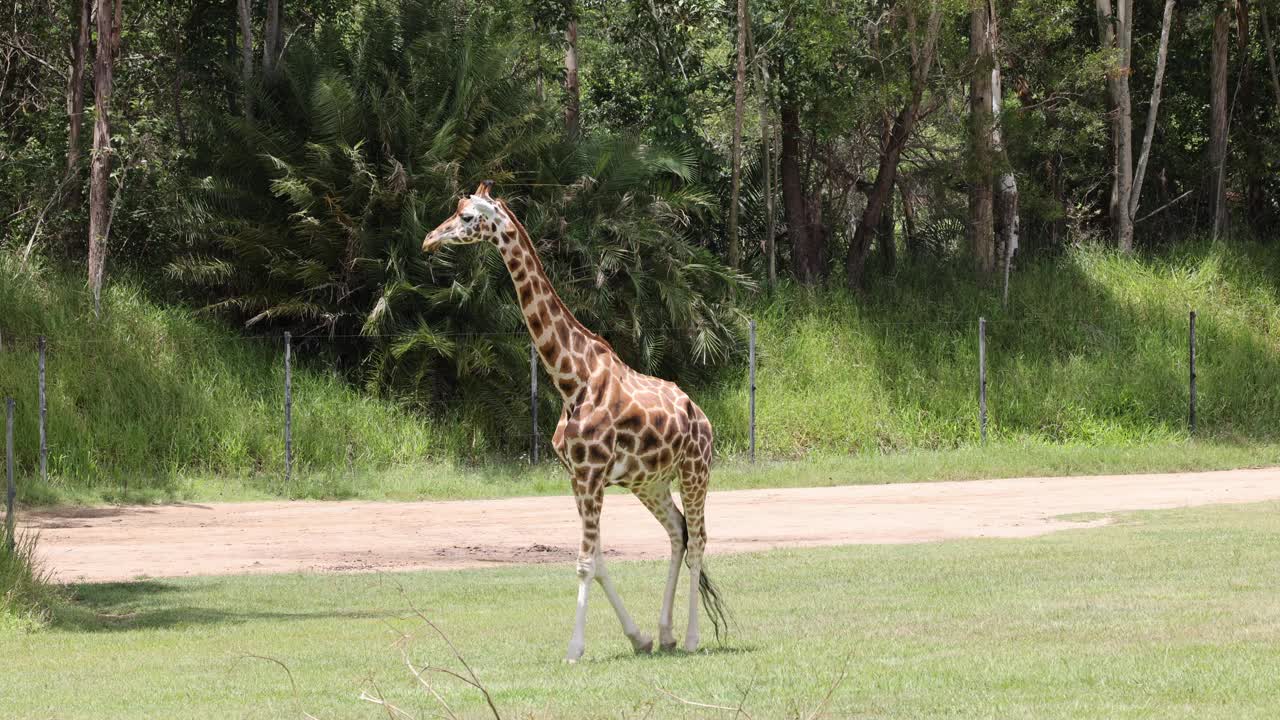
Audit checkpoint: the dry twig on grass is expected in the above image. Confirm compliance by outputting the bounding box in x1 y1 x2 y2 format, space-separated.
380 578 502 720
655 673 757 720
803 659 850 720
358 681 417 720
656 660 848 719
233 653 322 720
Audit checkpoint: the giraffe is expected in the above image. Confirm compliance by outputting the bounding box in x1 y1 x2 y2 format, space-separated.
423 181 726 662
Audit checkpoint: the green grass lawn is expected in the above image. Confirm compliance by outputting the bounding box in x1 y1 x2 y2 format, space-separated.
5 502 1280 718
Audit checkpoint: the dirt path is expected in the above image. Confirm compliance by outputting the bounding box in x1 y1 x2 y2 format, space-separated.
26 467 1280 583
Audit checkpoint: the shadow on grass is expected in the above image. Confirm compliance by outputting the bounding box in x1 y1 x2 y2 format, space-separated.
50 579 387 633
599 643 760 663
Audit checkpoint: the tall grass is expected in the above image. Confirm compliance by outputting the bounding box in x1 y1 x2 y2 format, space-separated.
698 241 1280 456
0 255 451 500
0 532 59 632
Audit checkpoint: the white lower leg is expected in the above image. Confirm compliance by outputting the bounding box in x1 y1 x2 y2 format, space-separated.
659 545 682 649
595 555 651 652
685 563 701 652
566 570 591 662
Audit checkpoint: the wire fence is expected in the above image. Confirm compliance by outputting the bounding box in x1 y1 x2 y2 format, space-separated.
1 309 1208 535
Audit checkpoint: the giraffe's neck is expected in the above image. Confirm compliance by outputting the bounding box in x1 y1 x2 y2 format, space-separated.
495 205 607 399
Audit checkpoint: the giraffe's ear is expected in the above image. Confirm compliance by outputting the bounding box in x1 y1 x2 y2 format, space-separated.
474 180 494 198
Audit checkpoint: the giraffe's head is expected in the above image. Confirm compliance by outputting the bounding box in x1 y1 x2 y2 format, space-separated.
422 180 511 253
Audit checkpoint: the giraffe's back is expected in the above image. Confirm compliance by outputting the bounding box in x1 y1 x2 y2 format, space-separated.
553 355 711 492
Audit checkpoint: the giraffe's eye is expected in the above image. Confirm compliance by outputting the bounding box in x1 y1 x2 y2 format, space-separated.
461 212 477 224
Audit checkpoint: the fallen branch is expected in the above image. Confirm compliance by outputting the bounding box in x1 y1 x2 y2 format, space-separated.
1135 190 1194 225
18 173 75 272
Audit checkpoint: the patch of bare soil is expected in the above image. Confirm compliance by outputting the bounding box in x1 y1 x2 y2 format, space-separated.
25 467 1280 583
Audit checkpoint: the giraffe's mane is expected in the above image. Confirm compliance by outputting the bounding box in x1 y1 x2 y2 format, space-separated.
494 198 615 354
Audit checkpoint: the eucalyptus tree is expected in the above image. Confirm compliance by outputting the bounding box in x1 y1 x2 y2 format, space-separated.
1095 0 1175 252
88 0 122 316
846 0 945 289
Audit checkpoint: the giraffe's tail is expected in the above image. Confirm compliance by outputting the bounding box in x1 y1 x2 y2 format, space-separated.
681 517 731 642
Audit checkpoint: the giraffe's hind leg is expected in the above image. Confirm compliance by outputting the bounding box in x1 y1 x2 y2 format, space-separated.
677 440 715 653
632 476 685 651
593 549 652 654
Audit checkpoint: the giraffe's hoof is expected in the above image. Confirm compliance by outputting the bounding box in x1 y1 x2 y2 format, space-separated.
632 632 653 654
565 642 584 664
659 640 678 652
684 636 700 653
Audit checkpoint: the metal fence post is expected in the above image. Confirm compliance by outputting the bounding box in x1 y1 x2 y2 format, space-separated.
38 335 46 484
1189 311 1197 435
978 317 987 443
530 342 539 464
748 318 756 463
6 397 15 551
284 331 292 485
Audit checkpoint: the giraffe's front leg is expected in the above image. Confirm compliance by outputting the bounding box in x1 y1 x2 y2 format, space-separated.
566 471 601 663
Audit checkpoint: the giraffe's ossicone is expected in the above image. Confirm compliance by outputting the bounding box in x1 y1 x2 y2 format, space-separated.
424 181 727 662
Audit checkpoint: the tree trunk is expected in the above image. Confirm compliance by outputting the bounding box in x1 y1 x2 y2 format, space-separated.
88 0 120 317
750 16 776 287
1264 3 1280 112
564 17 580 139
969 0 996 277
173 34 187 146
1097 0 1134 251
536 33 545 102
900 179 918 261
761 73 776 288
65 0 92 183
1129 0 1174 224
236 0 254 122
781 98 816 284
878 182 896 275
726 0 747 269
263 0 282 77
986 0 1019 303
1210 2 1231 240
846 0 942 289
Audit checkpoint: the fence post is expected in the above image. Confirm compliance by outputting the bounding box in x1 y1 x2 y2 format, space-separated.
38 335 46 484
6 397 14 551
284 331 292 485
978 317 987 443
748 318 756 463
1189 311 1197 435
530 342 539 464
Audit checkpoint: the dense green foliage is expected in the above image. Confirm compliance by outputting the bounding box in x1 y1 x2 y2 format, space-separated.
0 0 1277 477
0 254 446 498
701 242 1280 455
167 0 745 435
